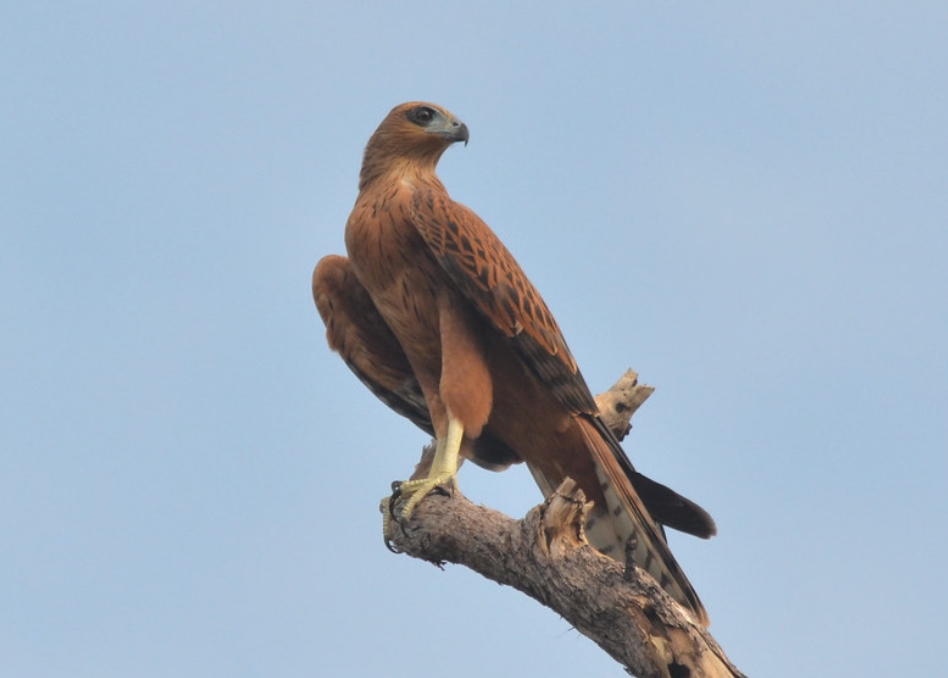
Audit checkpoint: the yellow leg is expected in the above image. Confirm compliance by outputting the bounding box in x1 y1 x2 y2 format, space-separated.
383 417 464 547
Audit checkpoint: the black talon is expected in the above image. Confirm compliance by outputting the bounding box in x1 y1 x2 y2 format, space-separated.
383 481 409 553
388 481 403 519
384 533 401 554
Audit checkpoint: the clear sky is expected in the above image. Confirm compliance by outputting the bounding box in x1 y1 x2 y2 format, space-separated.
3 2 946 676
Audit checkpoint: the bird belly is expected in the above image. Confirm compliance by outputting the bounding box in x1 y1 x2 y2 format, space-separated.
345 198 491 442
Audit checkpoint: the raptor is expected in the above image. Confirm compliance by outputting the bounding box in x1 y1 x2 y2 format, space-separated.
313 102 715 623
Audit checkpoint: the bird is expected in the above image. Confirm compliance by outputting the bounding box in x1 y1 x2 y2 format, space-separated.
312 102 715 624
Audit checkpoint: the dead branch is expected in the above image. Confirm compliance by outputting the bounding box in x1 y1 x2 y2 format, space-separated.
384 369 745 678
595 369 656 440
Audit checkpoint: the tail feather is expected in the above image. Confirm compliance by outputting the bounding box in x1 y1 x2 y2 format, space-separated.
577 416 709 625
630 470 716 539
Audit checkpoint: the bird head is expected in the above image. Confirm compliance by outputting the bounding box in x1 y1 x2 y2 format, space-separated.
360 102 469 189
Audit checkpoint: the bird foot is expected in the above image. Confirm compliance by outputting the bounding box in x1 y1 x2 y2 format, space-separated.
382 474 456 551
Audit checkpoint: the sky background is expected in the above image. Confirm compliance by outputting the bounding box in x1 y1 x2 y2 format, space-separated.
3 2 947 676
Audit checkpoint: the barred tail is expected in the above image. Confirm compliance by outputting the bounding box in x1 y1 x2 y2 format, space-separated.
576 416 708 625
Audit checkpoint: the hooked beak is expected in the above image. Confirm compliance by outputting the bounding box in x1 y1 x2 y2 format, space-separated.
435 118 469 146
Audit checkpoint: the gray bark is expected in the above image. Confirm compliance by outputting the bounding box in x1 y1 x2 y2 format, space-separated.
385 370 746 678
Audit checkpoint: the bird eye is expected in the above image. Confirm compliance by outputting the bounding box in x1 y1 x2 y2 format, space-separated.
408 105 437 126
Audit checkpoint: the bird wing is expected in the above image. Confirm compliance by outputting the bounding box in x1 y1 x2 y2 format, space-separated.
409 188 598 416
406 186 714 623
313 254 431 433
313 253 522 471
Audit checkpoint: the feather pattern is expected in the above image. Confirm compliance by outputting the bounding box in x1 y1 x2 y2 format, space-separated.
312 101 715 624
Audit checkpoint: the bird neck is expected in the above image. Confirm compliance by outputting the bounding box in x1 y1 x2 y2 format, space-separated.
359 155 446 192
359 133 449 191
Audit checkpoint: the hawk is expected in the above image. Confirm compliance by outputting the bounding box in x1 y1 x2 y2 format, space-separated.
313 102 715 624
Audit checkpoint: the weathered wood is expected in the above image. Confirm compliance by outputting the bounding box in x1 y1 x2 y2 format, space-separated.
384 370 745 678
594 368 655 441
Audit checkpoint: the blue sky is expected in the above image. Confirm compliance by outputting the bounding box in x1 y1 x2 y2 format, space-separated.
2 2 946 676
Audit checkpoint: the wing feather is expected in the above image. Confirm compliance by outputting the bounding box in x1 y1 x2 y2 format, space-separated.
313 255 431 431
409 189 717 540
312 253 521 470
410 189 597 415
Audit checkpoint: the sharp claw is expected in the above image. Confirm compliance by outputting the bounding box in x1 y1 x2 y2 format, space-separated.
381 492 402 553
384 533 400 554
383 418 463 551
382 475 456 552
388 482 403 522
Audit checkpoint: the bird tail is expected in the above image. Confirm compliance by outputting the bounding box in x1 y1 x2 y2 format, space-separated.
575 416 709 625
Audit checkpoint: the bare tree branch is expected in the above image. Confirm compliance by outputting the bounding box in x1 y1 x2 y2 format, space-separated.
595 368 655 440
384 369 745 678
